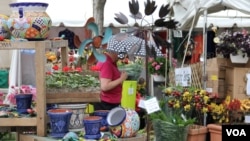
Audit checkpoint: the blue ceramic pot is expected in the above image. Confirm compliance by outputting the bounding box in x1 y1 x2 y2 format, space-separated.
47 108 73 138
83 116 102 140
15 94 33 114
93 110 109 131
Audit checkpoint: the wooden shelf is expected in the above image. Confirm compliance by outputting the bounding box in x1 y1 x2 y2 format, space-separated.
46 92 100 104
0 118 37 126
0 40 102 140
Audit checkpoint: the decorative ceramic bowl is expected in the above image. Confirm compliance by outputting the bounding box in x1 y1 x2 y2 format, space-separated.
107 107 140 138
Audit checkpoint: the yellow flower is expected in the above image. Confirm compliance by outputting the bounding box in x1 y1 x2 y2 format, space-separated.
184 104 191 111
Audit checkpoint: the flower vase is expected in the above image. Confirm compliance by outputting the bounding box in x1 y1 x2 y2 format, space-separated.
106 107 140 138
15 94 33 114
83 116 102 140
47 108 73 138
187 125 208 141
207 124 222 141
230 52 249 64
7 2 52 40
93 110 109 131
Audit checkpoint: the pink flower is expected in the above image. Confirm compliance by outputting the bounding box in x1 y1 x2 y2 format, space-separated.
155 65 161 70
152 62 157 67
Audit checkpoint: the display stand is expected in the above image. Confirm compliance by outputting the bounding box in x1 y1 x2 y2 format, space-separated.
0 40 100 141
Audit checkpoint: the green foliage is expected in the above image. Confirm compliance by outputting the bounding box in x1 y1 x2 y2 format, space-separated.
46 72 100 89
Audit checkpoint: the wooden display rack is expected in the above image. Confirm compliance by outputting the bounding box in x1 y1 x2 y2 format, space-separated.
0 40 100 141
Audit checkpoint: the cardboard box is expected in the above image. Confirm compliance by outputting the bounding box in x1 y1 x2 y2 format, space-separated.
206 79 226 98
225 67 250 99
206 58 228 79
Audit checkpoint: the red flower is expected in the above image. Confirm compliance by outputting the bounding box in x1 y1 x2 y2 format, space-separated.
90 65 100 71
69 55 74 62
75 67 83 72
62 66 70 72
46 72 52 75
52 65 59 70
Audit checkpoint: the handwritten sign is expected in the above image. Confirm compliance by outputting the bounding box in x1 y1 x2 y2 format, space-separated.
175 67 192 86
138 97 161 114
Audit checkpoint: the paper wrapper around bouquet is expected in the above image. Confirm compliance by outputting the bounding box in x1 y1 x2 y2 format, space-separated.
121 81 137 110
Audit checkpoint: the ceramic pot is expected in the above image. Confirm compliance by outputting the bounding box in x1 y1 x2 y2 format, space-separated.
47 108 73 138
107 107 140 138
83 116 102 140
230 52 249 64
57 104 87 131
152 74 165 82
7 2 52 40
0 14 10 39
93 110 109 131
15 94 33 114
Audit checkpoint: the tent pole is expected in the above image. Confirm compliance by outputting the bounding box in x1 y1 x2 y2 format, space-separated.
202 8 208 126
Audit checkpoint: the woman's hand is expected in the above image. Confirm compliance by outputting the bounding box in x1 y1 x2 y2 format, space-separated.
120 71 128 82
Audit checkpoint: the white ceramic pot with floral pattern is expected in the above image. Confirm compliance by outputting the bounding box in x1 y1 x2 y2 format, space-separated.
106 107 140 138
7 2 52 40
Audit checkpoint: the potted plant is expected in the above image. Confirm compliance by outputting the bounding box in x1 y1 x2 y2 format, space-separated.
162 86 211 141
45 66 100 93
207 95 243 141
148 56 177 81
149 86 198 141
240 98 250 123
6 85 36 114
213 28 250 63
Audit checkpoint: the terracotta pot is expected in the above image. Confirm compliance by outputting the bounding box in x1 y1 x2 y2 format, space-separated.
187 125 208 141
83 116 102 140
207 124 222 141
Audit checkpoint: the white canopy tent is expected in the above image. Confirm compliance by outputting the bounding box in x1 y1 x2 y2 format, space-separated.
170 0 250 30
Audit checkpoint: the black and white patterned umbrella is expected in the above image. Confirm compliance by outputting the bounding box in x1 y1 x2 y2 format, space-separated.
107 33 163 58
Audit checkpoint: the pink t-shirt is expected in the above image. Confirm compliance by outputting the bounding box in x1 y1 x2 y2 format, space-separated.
96 55 122 104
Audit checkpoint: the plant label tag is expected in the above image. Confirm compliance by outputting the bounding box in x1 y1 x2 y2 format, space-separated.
142 97 160 114
128 88 134 95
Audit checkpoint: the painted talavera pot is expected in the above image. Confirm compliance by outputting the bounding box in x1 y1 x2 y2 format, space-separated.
83 116 102 140
57 104 87 131
15 94 33 114
93 110 109 131
0 14 10 39
107 107 140 138
47 108 73 138
7 2 52 40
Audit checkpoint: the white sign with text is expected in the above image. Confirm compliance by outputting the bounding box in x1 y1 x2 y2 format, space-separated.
175 67 192 87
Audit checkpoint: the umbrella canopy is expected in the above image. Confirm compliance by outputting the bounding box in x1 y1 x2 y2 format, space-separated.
107 33 163 59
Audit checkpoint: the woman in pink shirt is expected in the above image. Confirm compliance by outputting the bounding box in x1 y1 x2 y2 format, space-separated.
92 51 128 110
